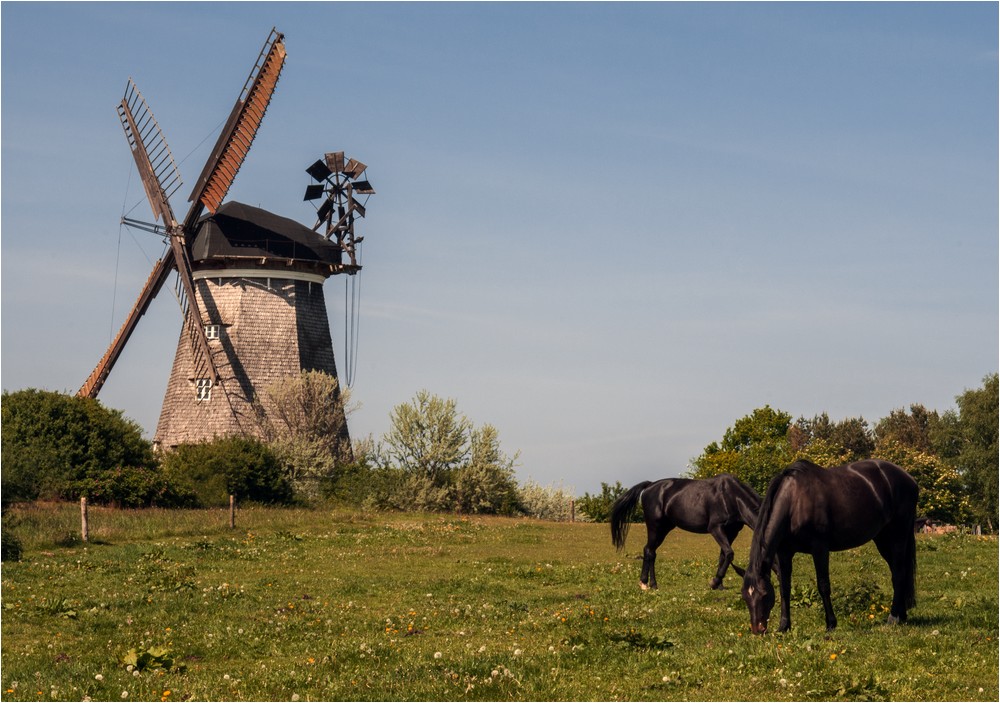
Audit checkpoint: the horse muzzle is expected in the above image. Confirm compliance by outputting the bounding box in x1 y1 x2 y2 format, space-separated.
750 621 768 635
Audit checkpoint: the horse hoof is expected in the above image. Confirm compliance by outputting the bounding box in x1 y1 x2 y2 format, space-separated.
639 582 649 591
886 615 901 625
709 577 723 590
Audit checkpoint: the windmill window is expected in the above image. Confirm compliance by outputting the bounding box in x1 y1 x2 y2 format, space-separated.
196 378 213 401
205 324 221 340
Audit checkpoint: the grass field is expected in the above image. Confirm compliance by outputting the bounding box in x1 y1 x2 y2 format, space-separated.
1 503 997 701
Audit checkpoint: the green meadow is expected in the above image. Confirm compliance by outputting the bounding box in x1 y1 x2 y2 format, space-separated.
1 504 997 701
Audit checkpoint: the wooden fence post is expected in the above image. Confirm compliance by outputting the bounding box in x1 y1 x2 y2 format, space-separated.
80 496 89 543
570 500 575 523
229 495 236 529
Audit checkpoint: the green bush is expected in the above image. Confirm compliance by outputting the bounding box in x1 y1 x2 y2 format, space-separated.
161 436 293 507
72 466 197 508
576 481 634 523
1 389 156 502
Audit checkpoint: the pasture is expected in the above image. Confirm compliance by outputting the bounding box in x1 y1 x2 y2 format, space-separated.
1 504 997 701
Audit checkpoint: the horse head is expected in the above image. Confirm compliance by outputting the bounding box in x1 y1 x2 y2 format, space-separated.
741 572 775 635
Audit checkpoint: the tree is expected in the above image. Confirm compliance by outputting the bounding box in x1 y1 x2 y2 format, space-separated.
789 413 875 466
1 389 156 503
379 391 521 514
453 424 521 515
253 370 354 498
873 404 942 454
689 406 793 494
952 373 998 527
875 440 971 524
384 390 472 480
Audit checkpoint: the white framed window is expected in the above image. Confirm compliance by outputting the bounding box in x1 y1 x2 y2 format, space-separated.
196 378 213 401
204 324 221 340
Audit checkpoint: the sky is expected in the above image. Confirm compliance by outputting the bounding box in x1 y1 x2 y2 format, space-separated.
2 2 997 495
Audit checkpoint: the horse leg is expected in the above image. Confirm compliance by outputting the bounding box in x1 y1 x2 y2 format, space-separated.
874 529 912 624
708 524 739 589
728 524 746 577
812 547 837 631
640 525 670 591
776 551 794 632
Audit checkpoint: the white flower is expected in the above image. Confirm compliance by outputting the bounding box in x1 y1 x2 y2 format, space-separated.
513 648 523 656
433 652 443 659
94 675 104 682
121 692 129 699
291 695 300 702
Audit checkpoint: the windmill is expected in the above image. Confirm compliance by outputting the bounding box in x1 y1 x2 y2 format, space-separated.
79 29 370 458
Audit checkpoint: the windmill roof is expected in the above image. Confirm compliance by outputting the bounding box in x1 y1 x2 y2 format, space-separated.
190 201 342 267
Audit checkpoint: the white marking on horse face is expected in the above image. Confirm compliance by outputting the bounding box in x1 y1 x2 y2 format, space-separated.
748 586 755 597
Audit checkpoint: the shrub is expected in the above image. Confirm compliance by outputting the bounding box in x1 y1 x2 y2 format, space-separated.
576 481 632 523
72 466 197 508
518 480 574 521
1 523 22 562
161 436 293 507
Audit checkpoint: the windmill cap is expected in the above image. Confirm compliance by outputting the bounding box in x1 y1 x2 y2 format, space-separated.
190 201 344 272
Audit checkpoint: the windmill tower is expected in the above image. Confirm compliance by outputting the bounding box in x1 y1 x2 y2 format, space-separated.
78 29 372 460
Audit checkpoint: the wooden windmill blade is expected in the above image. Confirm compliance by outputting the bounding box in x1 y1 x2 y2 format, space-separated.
118 79 183 225
78 74 222 398
78 254 175 398
183 28 286 230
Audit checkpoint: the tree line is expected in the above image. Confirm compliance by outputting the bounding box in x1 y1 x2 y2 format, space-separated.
578 374 998 529
2 372 995 530
0 378 573 523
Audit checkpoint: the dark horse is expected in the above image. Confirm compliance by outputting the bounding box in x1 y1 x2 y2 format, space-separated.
611 474 763 591
741 459 918 634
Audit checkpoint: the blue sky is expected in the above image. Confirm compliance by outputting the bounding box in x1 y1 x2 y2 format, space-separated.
2 2 997 494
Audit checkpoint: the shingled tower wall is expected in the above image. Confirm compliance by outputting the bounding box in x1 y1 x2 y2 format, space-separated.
154 272 352 457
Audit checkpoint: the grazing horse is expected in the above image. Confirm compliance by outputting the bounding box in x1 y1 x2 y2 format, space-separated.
610 474 763 591
741 459 918 634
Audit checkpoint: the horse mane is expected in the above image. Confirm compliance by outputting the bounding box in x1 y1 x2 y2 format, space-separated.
745 462 814 577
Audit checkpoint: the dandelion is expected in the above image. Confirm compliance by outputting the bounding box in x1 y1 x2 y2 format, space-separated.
829 653 837 661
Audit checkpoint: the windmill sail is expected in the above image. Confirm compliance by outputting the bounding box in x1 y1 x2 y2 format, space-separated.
78 26 287 400
185 28 286 229
78 254 174 398
118 79 182 225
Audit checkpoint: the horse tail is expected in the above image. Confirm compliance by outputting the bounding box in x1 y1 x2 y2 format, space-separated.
903 525 917 609
610 481 653 552
901 471 919 609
